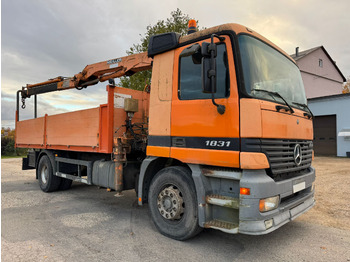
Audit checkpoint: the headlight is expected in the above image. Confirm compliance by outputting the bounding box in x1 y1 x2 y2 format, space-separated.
259 196 280 212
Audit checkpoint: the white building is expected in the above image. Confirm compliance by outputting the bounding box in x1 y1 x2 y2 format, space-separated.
291 46 349 157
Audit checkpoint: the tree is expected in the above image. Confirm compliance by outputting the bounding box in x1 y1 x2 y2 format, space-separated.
119 8 199 90
342 77 350 94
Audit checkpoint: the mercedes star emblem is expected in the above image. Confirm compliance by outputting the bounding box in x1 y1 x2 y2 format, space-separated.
294 144 302 166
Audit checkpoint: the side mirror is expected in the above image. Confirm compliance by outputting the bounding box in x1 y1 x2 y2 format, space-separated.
201 34 226 115
202 56 216 93
201 42 217 93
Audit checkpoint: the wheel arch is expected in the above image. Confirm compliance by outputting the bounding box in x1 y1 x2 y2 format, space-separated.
137 157 192 205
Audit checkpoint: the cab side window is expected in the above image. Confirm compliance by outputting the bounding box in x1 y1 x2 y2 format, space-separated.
179 43 229 100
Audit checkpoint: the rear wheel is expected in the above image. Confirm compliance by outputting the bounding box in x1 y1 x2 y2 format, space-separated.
148 166 202 240
38 155 61 192
59 178 73 190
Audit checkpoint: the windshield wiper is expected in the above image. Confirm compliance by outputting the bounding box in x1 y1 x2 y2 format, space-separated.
292 102 314 118
251 89 294 113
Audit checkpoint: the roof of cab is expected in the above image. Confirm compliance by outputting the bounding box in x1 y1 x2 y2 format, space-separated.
179 23 293 63
148 23 294 63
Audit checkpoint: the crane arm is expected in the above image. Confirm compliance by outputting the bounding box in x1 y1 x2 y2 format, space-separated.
22 52 152 98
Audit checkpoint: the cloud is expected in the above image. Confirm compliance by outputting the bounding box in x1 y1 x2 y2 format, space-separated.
1 91 70 128
2 0 350 130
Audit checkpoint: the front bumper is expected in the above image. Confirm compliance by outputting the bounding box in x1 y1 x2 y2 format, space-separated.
238 167 315 235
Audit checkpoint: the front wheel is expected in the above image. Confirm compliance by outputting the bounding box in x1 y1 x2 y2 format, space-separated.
148 166 202 240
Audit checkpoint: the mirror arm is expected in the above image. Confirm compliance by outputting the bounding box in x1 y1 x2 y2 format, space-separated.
211 94 225 115
211 34 225 42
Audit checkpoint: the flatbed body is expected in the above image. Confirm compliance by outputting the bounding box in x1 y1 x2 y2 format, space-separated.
16 86 149 154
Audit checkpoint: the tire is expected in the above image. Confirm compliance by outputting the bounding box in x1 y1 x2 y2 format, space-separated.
59 178 73 190
148 166 202 240
38 155 61 192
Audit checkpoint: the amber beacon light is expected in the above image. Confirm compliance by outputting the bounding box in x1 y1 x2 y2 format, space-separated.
188 19 197 34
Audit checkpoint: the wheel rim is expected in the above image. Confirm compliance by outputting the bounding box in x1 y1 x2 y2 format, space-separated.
41 165 48 184
157 185 184 220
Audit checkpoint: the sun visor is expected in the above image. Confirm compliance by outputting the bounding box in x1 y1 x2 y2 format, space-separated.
148 32 180 57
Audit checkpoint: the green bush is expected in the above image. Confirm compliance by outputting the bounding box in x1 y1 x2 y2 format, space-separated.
1 136 27 156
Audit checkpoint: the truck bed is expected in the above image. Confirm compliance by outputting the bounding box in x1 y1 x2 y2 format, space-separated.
15 86 149 154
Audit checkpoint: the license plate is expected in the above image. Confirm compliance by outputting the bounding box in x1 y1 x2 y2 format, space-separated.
293 181 306 193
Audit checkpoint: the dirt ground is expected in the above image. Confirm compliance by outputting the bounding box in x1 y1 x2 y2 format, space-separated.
296 156 350 230
1 157 350 261
2 156 349 232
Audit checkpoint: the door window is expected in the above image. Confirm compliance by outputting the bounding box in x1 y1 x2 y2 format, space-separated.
179 43 229 100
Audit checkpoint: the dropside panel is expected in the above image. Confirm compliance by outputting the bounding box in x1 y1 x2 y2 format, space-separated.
16 117 45 146
16 107 104 152
46 108 99 147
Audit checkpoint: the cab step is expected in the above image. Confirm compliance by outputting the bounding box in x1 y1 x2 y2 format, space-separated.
206 194 239 209
204 219 239 234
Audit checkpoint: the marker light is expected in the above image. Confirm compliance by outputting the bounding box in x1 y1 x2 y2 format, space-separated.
264 219 273 229
259 196 280 212
311 182 315 192
240 187 250 195
188 19 197 34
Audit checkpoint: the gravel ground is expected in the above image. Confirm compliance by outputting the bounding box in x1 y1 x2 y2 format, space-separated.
1 157 350 261
296 156 350 230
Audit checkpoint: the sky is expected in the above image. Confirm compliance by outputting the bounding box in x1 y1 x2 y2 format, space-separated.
1 0 350 128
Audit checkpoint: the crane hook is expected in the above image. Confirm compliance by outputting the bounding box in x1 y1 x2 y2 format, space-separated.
21 97 26 109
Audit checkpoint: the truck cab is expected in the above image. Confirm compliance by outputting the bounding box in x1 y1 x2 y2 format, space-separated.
141 23 315 237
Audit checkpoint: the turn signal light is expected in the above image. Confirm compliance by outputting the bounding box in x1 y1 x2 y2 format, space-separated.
240 187 250 195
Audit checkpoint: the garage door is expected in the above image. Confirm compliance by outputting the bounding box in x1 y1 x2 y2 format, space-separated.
313 115 337 156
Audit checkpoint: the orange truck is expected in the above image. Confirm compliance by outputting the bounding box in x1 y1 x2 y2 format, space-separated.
16 22 315 240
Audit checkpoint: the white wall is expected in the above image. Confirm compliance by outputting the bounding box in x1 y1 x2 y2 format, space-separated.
308 95 350 157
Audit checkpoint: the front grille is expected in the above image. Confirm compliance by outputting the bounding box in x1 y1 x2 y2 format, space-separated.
242 139 313 179
261 139 313 175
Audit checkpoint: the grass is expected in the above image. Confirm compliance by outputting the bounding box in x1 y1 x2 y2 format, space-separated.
1 155 26 159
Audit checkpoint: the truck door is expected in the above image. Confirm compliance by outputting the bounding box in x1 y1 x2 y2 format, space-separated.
170 36 240 168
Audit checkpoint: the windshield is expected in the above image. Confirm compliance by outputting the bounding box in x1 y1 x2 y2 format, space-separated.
238 35 307 108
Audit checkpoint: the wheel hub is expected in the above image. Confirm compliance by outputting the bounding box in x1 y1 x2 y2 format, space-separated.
157 185 184 220
41 166 48 184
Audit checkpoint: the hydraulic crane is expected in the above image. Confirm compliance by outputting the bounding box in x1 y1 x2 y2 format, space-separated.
17 52 152 121
22 52 152 97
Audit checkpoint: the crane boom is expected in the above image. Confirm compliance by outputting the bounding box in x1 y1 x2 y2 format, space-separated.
22 52 152 98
